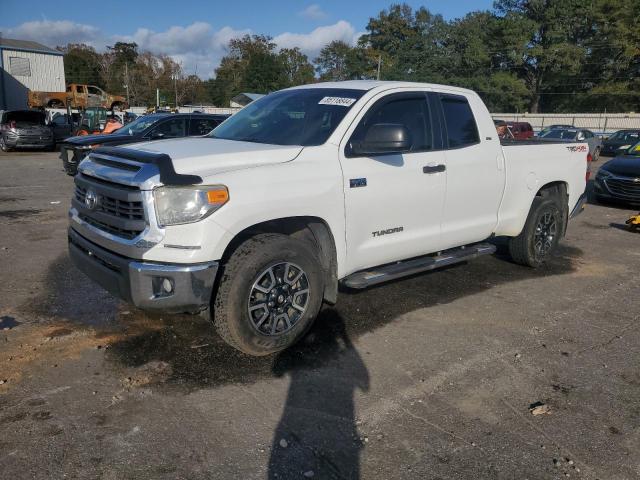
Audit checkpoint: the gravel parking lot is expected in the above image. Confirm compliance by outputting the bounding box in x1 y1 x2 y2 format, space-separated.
0 150 639 479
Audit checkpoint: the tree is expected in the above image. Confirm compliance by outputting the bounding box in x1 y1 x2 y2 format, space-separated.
493 0 595 112
314 41 373 81
59 44 103 87
279 48 315 86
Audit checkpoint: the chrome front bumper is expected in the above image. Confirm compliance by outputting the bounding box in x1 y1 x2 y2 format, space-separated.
68 227 218 313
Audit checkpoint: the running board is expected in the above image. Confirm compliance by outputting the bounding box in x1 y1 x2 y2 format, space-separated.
342 243 496 289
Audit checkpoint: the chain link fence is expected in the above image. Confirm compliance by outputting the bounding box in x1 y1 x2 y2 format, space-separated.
492 113 640 136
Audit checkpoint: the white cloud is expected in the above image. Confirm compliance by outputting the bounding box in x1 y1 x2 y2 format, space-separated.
299 4 329 21
2 19 362 78
274 21 361 61
1 20 102 49
115 23 251 78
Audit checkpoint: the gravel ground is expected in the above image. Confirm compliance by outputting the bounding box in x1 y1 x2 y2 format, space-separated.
0 150 639 480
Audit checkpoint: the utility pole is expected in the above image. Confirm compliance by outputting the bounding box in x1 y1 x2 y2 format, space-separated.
124 62 130 106
174 73 178 110
377 55 382 81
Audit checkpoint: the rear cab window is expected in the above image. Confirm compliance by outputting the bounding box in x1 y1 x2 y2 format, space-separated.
438 94 480 149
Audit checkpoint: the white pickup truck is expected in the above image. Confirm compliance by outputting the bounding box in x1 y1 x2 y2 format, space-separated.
68 81 588 355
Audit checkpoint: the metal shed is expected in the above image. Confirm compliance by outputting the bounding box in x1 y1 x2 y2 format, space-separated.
0 37 66 110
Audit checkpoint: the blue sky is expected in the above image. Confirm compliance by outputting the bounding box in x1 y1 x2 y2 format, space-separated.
2 0 494 77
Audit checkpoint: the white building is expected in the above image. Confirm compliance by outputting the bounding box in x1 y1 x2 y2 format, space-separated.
0 38 65 110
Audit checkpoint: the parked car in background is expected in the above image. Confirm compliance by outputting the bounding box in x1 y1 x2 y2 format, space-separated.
28 84 128 111
60 113 229 175
600 129 640 157
538 124 574 137
0 110 54 152
594 142 640 206
538 128 602 160
506 121 534 140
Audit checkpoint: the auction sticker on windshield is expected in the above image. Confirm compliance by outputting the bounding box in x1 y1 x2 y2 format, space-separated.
318 97 357 107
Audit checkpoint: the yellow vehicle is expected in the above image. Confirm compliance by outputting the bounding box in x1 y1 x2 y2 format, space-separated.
626 213 640 231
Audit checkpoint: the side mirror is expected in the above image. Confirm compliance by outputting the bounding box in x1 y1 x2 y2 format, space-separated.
350 123 412 156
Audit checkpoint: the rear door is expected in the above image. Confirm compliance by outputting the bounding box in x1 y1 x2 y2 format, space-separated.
86 86 104 107
188 116 221 136
434 92 505 247
340 91 447 273
145 117 187 140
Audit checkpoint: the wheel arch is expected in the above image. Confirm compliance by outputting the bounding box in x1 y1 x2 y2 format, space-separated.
534 181 569 237
220 216 339 304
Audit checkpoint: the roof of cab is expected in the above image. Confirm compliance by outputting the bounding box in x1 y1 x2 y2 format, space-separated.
287 80 477 96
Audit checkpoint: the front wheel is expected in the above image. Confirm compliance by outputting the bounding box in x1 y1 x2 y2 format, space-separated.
509 196 563 267
0 136 12 152
213 234 324 356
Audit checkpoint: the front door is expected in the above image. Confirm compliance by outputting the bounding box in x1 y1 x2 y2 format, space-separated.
340 92 447 274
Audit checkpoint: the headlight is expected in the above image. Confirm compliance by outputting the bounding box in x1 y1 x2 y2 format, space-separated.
596 169 611 179
154 185 229 226
618 145 631 150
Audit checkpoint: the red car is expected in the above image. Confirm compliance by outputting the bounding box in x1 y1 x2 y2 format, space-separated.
507 121 534 140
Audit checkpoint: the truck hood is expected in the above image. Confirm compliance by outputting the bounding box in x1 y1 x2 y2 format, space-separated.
64 133 133 146
125 137 303 177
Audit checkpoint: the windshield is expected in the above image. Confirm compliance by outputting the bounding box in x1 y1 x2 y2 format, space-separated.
210 88 366 146
540 129 578 140
609 131 640 142
114 114 164 135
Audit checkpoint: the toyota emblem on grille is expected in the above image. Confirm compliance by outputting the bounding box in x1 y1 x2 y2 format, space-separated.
85 189 99 210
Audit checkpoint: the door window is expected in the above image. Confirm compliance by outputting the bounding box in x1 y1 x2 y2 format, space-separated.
349 94 432 155
439 95 480 148
87 86 102 95
149 118 186 138
189 118 220 136
76 85 84 93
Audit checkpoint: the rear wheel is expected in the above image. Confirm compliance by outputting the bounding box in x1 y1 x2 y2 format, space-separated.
509 196 563 267
213 234 324 356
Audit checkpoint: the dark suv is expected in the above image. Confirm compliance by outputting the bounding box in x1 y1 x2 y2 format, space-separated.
0 110 55 152
60 113 229 175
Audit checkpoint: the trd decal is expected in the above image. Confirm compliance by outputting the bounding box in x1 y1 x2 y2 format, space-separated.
372 227 404 237
566 145 587 152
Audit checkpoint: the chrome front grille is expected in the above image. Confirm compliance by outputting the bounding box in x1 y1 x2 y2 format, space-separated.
605 176 640 201
75 184 144 220
72 173 147 240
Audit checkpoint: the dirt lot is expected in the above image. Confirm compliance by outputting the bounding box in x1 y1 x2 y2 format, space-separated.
0 150 639 480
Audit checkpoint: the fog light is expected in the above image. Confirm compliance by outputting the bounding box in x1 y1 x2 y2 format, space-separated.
162 278 173 293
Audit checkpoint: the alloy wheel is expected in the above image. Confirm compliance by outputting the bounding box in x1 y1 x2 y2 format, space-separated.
247 262 310 336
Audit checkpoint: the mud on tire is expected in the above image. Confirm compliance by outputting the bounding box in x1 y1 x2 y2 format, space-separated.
213 233 324 356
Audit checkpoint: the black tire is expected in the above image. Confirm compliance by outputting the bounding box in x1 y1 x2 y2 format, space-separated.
213 233 324 356
509 196 563 267
0 136 11 152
